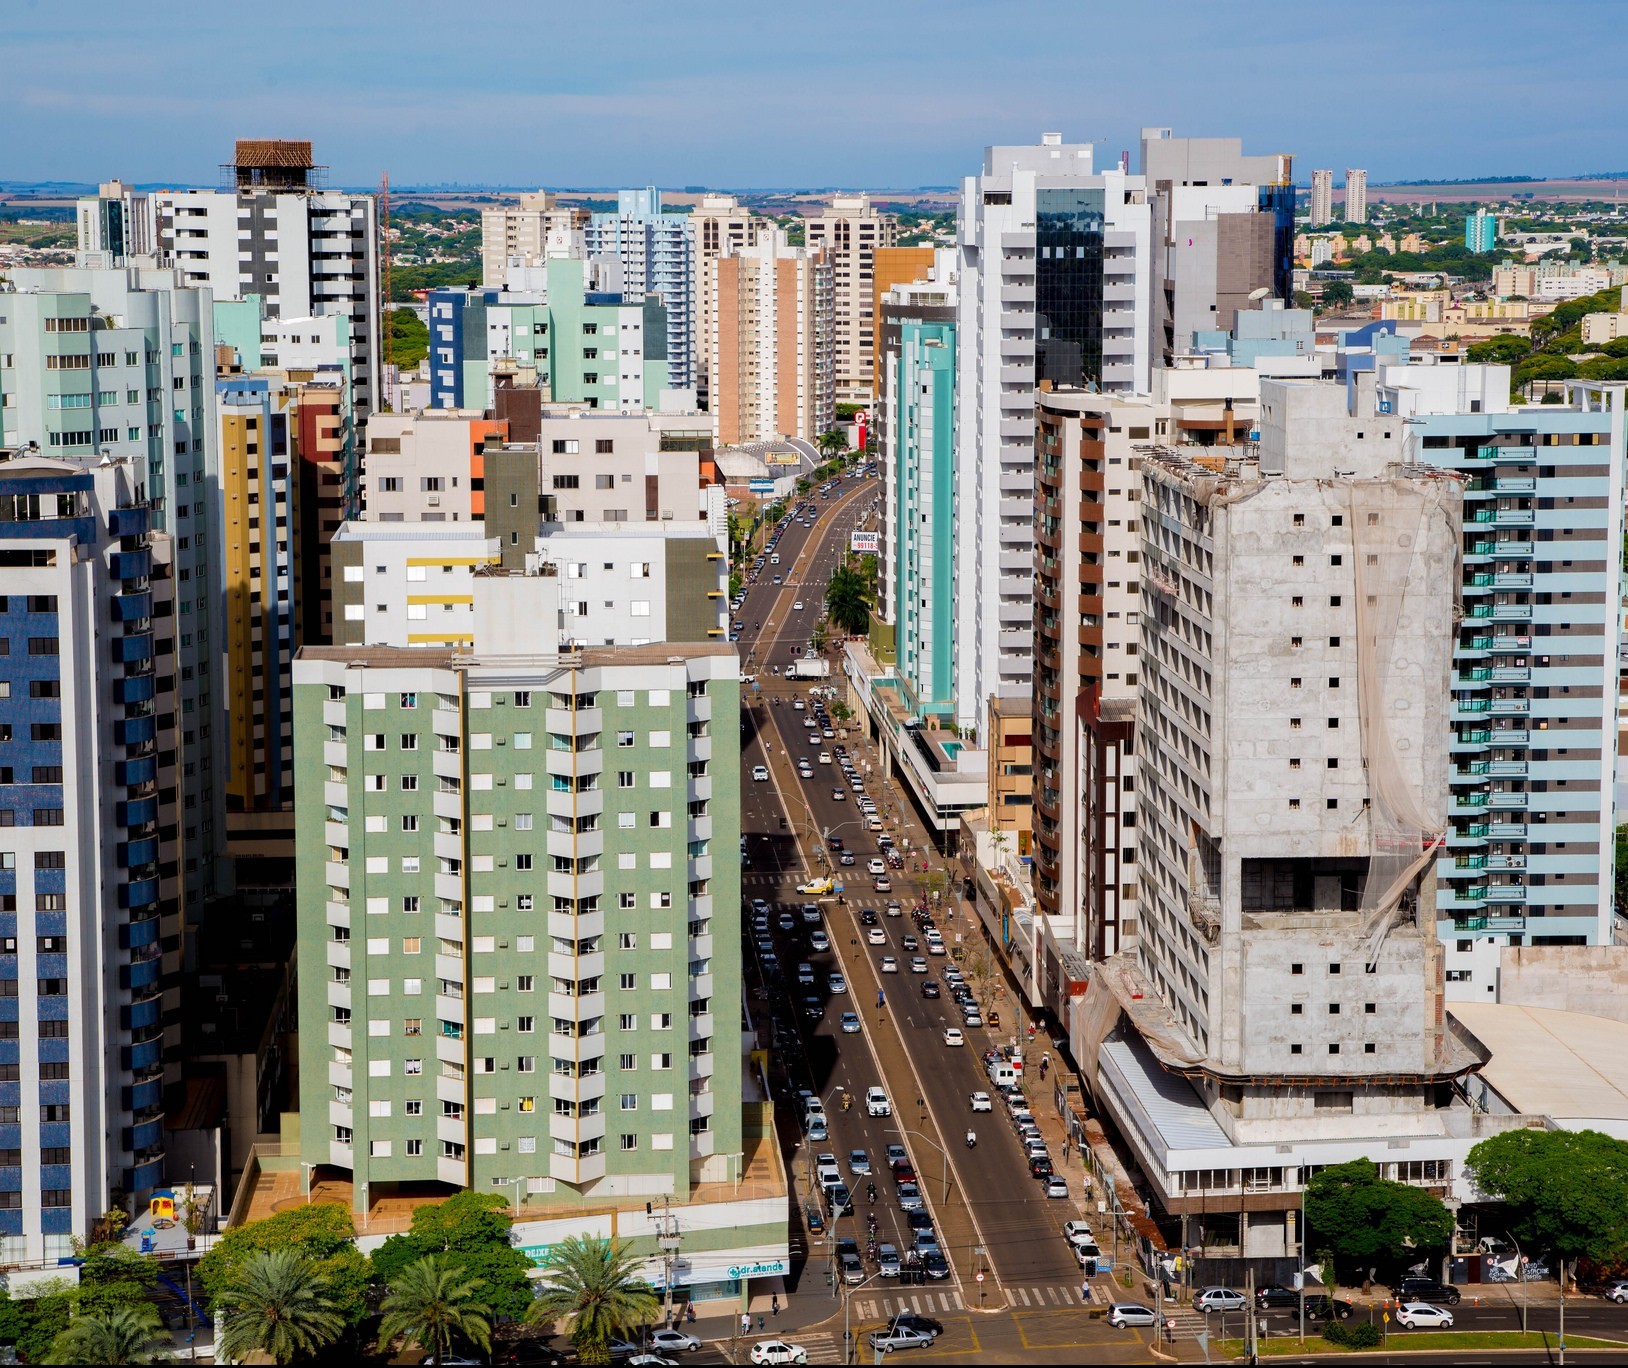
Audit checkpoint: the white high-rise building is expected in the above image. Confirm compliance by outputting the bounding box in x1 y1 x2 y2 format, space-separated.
1344 168 1369 224
75 180 154 264
151 140 380 422
1309 169 1334 227
480 191 588 286
952 133 1153 732
584 189 696 392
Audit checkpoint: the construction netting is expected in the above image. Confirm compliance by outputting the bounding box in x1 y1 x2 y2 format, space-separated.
1347 472 1462 965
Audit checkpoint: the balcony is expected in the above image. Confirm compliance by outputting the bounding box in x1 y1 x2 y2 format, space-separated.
110 549 152 581
120 952 162 992
1472 445 1535 463
125 1150 167 1192
124 1072 164 1112
550 1147 607 1186
113 672 155 705
120 913 161 950
1490 667 1530 684
1447 824 1489 846
123 1035 163 1072
1487 792 1528 809
1487 760 1528 778
119 876 160 910
1488 697 1530 715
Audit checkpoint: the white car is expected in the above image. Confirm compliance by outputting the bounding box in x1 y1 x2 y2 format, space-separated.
793 600 805 610
1395 1303 1454 1329
943 1027 965 1047
880 955 898 973
818 752 831 764
815 1153 841 1185
831 788 846 801
648 1329 703 1352
867 928 887 945
865 1086 891 1117
970 1090 993 1112
1045 1176 1070 1198
1107 1303 1158 1329
752 765 769 782
749 1344 808 1367
792 699 805 711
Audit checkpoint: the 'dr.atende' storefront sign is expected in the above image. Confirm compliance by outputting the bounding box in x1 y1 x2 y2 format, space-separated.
727 1258 789 1280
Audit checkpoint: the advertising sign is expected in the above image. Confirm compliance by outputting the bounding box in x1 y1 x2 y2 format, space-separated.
850 531 879 555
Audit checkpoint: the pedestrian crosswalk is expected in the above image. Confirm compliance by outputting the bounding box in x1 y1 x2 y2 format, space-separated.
847 1282 1087 1321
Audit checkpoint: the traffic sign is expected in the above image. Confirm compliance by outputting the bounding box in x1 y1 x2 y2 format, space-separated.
975 1271 985 1283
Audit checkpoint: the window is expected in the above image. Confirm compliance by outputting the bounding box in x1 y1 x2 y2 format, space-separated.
617 731 635 748
516 1016 535 1033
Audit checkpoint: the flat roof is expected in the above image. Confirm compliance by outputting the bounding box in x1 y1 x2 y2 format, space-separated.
1452 1002 1628 1124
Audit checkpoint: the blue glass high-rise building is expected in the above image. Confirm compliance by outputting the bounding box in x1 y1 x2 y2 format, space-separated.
585 189 695 393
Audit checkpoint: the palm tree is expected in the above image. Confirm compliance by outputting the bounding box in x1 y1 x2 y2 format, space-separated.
824 563 873 637
379 1253 493 1364
214 1247 345 1365
526 1235 658 1366
48 1305 172 1365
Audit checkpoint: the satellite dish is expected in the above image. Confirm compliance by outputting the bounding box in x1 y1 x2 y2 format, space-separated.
1248 286 1273 301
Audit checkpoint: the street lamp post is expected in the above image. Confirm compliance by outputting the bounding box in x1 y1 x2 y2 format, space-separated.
300 1162 315 1205
843 1269 884 1367
506 1175 525 1222
885 1128 950 1205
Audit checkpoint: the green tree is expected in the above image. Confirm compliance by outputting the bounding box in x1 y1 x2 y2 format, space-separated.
72 1241 159 1317
1465 334 1531 366
197 1201 369 1326
1320 281 1355 309
370 1191 534 1320
213 1248 346 1366
1466 1128 1628 1269
0 1282 76 1364
1304 1158 1453 1283
378 1254 494 1364
526 1235 657 1367
47 1305 171 1366
825 564 873 637
386 308 431 369
816 429 847 460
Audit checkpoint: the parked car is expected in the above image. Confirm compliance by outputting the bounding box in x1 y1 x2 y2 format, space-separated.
648 1330 702 1352
1303 1295 1356 1321
1396 1278 1461 1306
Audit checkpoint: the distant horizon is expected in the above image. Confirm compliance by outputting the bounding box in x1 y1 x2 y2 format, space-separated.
9 0 1628 189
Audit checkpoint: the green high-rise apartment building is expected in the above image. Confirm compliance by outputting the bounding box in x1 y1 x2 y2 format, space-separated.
295 643 742 1208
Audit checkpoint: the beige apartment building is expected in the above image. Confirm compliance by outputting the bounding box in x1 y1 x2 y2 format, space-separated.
480 191 590 286
803 195 899 403
688 195 769 410
709 233 835 446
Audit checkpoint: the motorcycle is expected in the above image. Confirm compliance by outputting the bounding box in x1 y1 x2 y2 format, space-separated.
965 1130 977 1150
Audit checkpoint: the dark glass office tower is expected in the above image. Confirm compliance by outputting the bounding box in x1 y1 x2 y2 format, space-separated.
1035 188 1106 389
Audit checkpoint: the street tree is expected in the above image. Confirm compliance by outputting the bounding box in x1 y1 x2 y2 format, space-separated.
824 564 872 636
371 1190 534 1320
526 1235 658 1367
1466 1128 1628 1270
213 1248 346 1365
378 1254 493 1364
1304 1158 1453 1284
47 1305 172 1366
197 1201 370 1328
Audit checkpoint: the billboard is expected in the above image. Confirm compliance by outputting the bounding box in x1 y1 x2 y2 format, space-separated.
850 531 879 555
748 479 777 494
764 448 801 467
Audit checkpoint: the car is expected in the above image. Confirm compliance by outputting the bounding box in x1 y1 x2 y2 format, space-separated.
1195 1288 1249 1313
818 752 831 765
791 699 805 711
1256 1285 1300 1309
901 934 919 952
1029 1156 1054 1180
867 858 886 876
627 1354 677 1368
801 904 821 923
803 995 824 1019
838 852 856 865
896 1182 924 1211
1303 1296 1356 1321
884 1142 908 1166
867 928 886 945
880 955 898 973
943 1027 965 1047
888 1313 944 1339
815 1153 841 1185
868 1327 935 1352
859 908 878 926
793 600 804 610
1045 1176 1070 1199
970 1090 992 1112
798 765 813 779
1395 1303 1454 1329
839 1251 865 1284
921 1250 951 1280
963 1010 984 1028
648 1330 702 1352
840 1011 862 1034
823 1182 852 1215
749 1341 808 1366
848 1148 871 1175
885 900 903 916
922 980 941 999
823 728 836 738
752 765 770 782
874 877 892 893
778 913 797 931
1396 1278 1461 1306
877 1242 902 1277
807 1118 828 1142
827 971 846 993
810 930 830 952
909 956 929 974
865 1086 891 1117
1107 1303 1159 1329
795 877 833 895
1062 1221 1098 1251
831 789 846 801
1608 1281 1628 1304
772 575 782 584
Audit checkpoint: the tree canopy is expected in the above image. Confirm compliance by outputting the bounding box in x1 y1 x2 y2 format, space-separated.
824 563 873 637
1466 1127 1628 1266
378 1253 493 1363
387 308 431 370
527 1235 657 1367
197 1202 370 1325
370 1191 535 1320
1305 1158 1453 1279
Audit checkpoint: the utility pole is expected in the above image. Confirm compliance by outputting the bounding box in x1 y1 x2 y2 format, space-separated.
1558 1256 1567 1367
1246 1266 1257 1365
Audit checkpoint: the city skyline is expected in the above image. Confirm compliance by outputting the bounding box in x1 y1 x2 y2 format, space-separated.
8 0 1628 188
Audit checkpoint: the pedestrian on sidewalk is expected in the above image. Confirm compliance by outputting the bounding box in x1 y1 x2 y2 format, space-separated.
771 1294 780 1317
741 1312 751 1337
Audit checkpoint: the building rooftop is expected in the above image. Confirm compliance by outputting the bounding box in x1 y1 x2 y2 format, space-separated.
298 641 738 670
1453 1002 1628 1132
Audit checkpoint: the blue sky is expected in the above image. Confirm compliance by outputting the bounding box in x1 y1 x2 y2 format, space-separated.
6 0 1624 189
